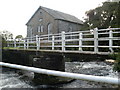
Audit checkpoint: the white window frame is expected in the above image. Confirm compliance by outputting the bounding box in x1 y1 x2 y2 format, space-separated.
41 25 44 32
47 23 52 40
39 18 43 22
48 23 52 34
37 25 44 33
38 26 41 32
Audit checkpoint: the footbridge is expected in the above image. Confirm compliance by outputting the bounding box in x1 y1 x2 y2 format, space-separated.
2 28 120 85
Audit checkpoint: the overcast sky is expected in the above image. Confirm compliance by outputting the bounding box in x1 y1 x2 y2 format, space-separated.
0 0 106 38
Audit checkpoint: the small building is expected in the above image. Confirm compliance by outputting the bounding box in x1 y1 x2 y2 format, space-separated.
26 6 83 37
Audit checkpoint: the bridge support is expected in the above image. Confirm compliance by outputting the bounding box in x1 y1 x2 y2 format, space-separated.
32 54 65 84
2 49 65 85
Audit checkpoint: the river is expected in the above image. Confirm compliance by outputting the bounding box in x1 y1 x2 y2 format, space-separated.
0 61 119 89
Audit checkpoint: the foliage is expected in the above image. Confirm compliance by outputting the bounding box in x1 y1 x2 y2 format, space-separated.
0 30 13 40
110 48 120 72
3 47 20 49
113 52 120 72
0 30 14 48
82 2 120 30
15 35 23 40
64 57 72 62
2 37 7 48
0 34 7 48
109 53 117 60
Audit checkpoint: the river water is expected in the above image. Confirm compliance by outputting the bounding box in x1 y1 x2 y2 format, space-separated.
0 62 119 89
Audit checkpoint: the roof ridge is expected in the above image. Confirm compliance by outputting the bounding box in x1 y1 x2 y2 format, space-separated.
41 6 83 24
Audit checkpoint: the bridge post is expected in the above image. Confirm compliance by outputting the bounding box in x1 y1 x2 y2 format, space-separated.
109 29 113 52
79 32 83 51
36 35 40 50
24 39 26 49
7 40 9 47
39 37 41 49
62 31 65 52
27 39 29 49
94 28 98 53
14 39 16 48
52 35 55 50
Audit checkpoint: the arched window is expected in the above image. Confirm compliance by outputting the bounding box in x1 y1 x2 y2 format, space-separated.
47 23 52 40
69 26 72 32
41 25 44 32
47 23 52 35
38 25 44 32
39 18 43 22
38 26 41 32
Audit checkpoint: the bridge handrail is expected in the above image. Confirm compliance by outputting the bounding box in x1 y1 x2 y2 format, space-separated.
98 28 120 31
7 28 120 54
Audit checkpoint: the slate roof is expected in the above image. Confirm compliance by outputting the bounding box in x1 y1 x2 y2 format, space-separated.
26 6 83 25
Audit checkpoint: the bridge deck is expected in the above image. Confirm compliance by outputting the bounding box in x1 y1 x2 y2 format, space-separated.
5 48 111 55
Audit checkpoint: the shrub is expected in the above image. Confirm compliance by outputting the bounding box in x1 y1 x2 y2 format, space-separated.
113 52 120 72
2 37 7 48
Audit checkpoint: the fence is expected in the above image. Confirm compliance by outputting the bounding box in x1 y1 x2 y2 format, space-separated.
7 28 120 54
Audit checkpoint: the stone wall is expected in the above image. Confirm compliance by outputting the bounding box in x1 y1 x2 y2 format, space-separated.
57 20 82 33
2 49 65 85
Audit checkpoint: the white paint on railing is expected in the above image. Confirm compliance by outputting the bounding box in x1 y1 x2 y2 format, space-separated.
52 35 55 50
24 39 26 49
36 35 39 50
79 32 82 51
6 28 120 54
14 39 16 48
109 30 113 52
62 31 65 52
38 37 41 49
0 62 119 85
94 28 98 53
27 39 29 49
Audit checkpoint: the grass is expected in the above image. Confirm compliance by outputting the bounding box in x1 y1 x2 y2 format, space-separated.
3 47 20 49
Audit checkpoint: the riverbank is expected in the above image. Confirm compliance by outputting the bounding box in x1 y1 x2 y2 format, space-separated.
63 61 119 88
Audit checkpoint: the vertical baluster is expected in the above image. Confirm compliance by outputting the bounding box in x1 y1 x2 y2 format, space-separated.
52 35 55 50
62 31 65 52
79 32 83 51
39 37 41 50
27 38 29 49
109 29 113 53
94 28 98 53
36 35 39 50
24 39 26 49
14 39 16 48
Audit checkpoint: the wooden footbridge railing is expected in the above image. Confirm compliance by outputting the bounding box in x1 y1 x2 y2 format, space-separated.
7 28 120 54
